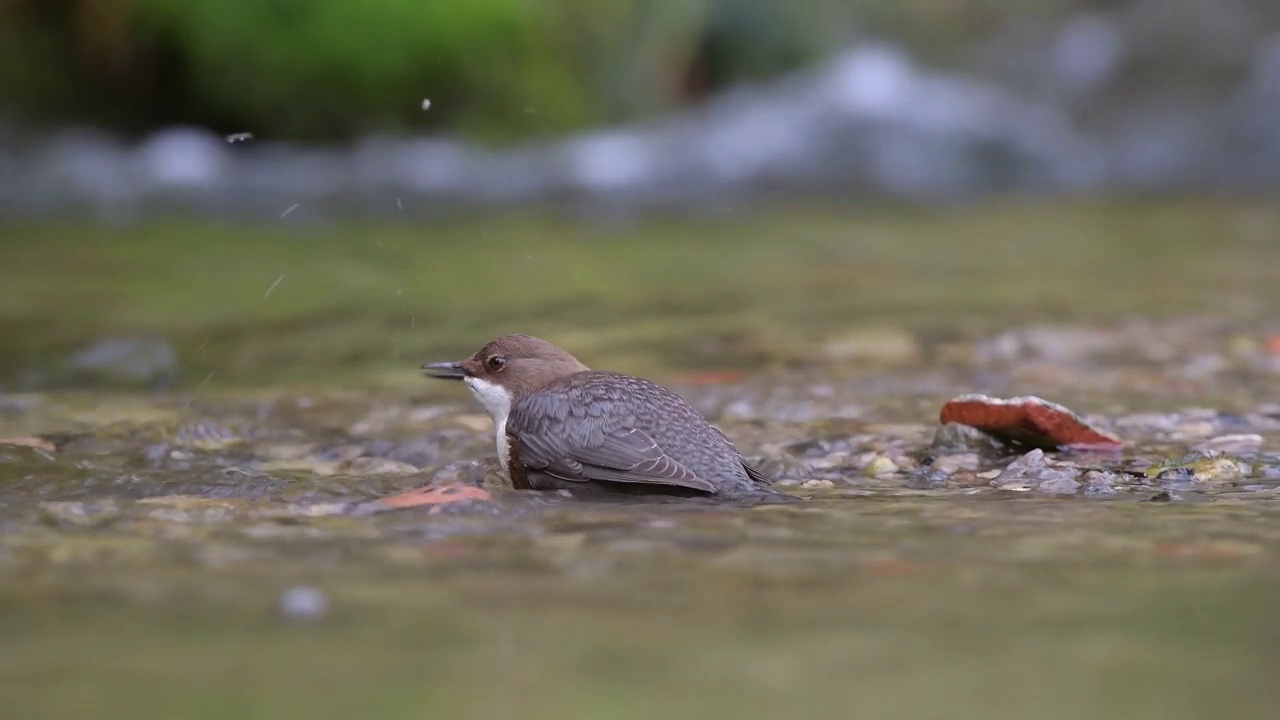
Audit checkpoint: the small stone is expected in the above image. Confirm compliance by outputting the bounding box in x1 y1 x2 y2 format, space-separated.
905 470 949 489
930 423 1002 453
862 456 899 477
137 495 244 523
376 437 442 468
889 454 919 471
335 456 420 475
1196 434 1264 454
1153 465 1198 487
1150 453 1250 488
800 479 835 489
1171 421 1217 441
144 443 170 464
407 406 448 423
1190 457 1249 485
0 395 40 414
0 435 57 454
996 448 1083 491
279 586 328 621
172 422 241 450
1039 476 1081 495
431 460 489 487
1003 448 1048 473
65 335 178 388
821 327 921 364
280 502 349 518
347 407 404 436
39 501 119 527
1083 482 1118 498
758 456 817 484
930 453 980 475
258 443 318 461
453 414 492 433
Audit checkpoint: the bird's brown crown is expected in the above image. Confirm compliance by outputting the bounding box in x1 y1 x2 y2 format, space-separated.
423 334 591 400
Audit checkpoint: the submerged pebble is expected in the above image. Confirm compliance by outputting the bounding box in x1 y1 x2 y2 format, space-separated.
1038 476 1081 495
905 469 949 490
38 500 120 527
172 422 243 450
1196 434 1264 454
930 423 1002 453
430 460 490 488
63 336 178 388
862 455 899 477
1082 481 1118 498
994 449 1083 494
1149 451 1252 488
279 586 329 621
930 453 980 475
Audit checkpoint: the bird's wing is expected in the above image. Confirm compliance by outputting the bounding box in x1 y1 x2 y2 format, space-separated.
508 395 717 493
742 461 772 485
709 424 772 486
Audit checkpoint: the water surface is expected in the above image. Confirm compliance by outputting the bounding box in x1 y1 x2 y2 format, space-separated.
2 199 1279 719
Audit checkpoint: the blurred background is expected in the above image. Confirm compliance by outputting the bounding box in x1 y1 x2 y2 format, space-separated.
2 0 1279 390
5 5 1280 720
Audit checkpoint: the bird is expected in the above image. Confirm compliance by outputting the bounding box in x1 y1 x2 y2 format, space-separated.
421 334 784 502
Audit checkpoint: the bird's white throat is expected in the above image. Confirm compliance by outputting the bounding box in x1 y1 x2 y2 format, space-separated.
464 376 513 470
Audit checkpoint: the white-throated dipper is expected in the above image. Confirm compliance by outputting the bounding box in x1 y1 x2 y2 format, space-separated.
422 334 782 501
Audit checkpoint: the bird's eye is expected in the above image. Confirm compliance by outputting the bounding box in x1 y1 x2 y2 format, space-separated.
487 356 507 371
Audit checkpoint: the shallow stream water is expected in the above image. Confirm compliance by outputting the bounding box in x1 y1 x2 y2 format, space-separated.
2 200 1279 719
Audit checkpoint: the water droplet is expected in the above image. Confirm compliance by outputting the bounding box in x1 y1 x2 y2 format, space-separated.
263 274 285 298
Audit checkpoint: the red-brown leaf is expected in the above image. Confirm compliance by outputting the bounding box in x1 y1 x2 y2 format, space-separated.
367 483 491 511
939 393 1122 450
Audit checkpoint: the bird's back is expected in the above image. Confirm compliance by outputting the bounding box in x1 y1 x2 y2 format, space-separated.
515 371 762 495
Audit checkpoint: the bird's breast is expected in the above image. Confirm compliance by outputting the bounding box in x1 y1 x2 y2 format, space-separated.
494 416 509 472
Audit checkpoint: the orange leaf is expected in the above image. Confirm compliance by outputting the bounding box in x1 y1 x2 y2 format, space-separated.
939 394 1121 450
368 483 491 511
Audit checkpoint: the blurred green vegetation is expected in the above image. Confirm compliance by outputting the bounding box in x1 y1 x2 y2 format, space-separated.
2 1 1268 141
1 0 1133 142
1 198 1278 390
0 0 869 141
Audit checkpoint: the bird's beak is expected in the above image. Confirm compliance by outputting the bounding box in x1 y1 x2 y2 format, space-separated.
421 361 466 380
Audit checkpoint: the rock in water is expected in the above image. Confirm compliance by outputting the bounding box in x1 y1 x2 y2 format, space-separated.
65 336 178 389
279 586 329 621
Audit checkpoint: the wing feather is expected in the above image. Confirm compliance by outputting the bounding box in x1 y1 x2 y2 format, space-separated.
509 396 716 493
